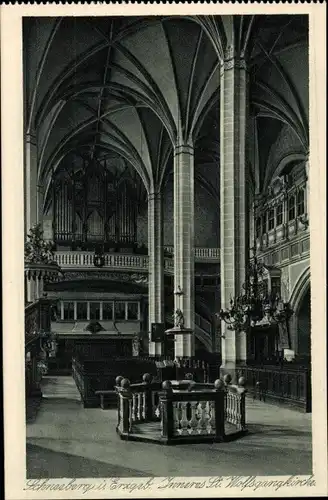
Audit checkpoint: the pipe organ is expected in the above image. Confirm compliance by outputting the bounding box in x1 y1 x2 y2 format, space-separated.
52 160 138 249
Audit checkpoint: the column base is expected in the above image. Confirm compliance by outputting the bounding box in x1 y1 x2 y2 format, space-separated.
29 386 43 398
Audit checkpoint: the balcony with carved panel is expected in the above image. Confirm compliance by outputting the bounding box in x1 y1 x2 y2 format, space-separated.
254 163 309 268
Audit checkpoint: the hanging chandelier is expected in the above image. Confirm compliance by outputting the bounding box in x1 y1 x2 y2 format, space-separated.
217 247 293 331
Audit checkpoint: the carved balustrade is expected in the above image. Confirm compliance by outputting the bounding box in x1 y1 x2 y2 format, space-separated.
164 246 220 260
223 375 247 431
54 248 220 272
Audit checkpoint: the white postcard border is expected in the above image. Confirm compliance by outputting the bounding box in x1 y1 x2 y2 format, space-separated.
1 2 327 498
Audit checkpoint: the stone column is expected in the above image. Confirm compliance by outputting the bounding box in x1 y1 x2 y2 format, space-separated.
25 132 38 232
26 273 36 303
148 192 164 356
37 184 45 226
305 154 310 218
220 49 249 374
173 142 195 358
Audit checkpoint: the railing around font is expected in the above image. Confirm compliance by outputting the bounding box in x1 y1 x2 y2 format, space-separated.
115 374 247 444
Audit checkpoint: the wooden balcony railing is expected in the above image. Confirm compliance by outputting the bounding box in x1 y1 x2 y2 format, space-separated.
54 247 220 271
115 375 247 444
55 251 149 269
164 246 220 260
256 233 309 267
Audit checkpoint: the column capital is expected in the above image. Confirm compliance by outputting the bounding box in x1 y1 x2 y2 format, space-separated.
223 57 247 72
26 132 37 145
222 46 248 72
148 191 162 201
174 143 194 157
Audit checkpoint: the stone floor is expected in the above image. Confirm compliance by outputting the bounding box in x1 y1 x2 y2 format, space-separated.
26 376 312 478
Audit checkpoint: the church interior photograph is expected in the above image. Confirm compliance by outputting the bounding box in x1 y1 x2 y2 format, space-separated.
24 14 312 477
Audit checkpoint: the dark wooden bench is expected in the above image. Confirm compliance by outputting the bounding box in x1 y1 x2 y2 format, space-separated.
95 390 118 409
72 356 158 408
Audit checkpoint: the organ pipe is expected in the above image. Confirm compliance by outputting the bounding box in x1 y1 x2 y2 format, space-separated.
52 177 56 241
104 163 108 242
52 161 138 247
71 177 76 243
115 181 119 243
83 160 88 243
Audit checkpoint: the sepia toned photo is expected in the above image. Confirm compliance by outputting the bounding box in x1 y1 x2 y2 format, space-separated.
1 3 327 499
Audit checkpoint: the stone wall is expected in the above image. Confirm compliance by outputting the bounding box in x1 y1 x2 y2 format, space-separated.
136 178 219 247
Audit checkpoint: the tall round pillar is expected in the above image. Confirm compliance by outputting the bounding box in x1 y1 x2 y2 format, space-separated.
173 142 195 358
305 153 310 218
220 49 249 374
148 192 164 356
25 132 38 233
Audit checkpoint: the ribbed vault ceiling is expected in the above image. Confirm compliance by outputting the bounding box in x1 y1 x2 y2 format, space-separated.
23 14 308 203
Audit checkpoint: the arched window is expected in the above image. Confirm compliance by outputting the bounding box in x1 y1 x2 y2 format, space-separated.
297 188 305 216
288 195 296 221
